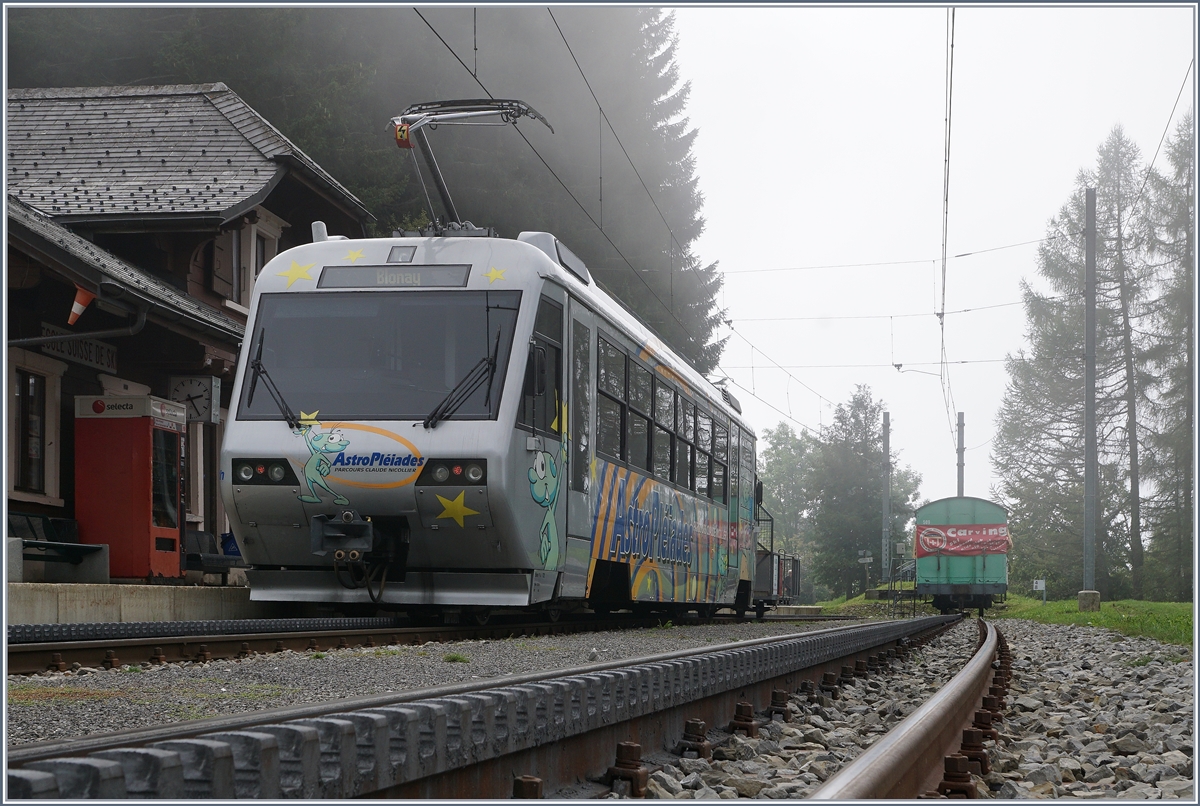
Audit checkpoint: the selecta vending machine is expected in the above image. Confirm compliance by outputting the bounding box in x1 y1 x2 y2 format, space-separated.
75 395 187 579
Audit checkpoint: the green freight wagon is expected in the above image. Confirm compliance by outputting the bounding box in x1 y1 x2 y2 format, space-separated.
913 496 1009 615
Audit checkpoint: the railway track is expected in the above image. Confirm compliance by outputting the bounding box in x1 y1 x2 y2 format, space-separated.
7 616 979 798
6 612 850 676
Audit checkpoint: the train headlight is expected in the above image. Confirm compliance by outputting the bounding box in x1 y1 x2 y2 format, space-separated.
432 465 450 483
236 464 254 482
465 463 484 483
268 463 287 482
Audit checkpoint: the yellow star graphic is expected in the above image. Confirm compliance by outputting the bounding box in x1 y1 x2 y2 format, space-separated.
435 491 480 528
277 261 316 289
344 249 365 263
298 410 321 427
482 266 507 283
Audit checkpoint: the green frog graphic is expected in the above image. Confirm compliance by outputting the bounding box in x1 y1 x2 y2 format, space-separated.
294 412 350 505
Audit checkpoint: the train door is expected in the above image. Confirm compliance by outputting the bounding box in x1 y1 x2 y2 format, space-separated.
564 301 597 600
520 291 567 604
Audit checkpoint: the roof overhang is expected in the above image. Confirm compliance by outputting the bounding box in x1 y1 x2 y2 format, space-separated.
7 200 244 349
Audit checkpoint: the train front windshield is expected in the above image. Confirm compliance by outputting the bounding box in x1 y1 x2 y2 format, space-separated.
238 290 521 421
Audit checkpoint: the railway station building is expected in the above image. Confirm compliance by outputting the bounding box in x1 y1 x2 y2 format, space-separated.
6 83 373 584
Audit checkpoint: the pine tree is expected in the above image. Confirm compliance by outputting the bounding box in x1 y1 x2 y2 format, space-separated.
993 127 1160 599
6 6 726 372
1141 112 1194 602
806 387 921 599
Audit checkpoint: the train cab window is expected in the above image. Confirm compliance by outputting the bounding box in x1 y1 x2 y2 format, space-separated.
520 296 563 436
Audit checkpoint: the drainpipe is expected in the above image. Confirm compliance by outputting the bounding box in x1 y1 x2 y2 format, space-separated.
9 307 147 348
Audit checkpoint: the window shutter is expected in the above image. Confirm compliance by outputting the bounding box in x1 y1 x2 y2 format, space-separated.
207 237 233 298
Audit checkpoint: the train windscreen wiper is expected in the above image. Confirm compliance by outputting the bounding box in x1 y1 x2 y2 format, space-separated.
423 330 501 430
247 329 300 429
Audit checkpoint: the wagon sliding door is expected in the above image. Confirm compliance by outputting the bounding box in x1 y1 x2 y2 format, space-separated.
561 301 596 598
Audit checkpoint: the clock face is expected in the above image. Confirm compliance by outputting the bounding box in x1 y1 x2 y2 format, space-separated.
169 376 214 422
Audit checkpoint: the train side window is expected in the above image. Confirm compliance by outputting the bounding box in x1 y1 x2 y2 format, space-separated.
676 397 694 439
520 297 563 437
729 428 740 510
628 411 651 471
653 425 672 479
629 363 652 414
597 337 626 401
675 440 693 489
654 380 674 430
569 319 591 493
627 362 652 471
695 450 710 499
712 460 726 503
596 396 623 460
714 422 728 463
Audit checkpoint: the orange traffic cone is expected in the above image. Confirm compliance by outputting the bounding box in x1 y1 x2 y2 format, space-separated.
67 285 96 325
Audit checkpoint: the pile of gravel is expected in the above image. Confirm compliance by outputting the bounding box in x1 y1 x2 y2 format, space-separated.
624 619 1193 800
5 619 864 747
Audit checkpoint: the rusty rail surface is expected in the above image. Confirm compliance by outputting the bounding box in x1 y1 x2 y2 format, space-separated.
810 619 1002 799
8 616 958 798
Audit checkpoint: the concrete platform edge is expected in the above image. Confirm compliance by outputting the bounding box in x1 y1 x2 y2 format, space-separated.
6 583 282 625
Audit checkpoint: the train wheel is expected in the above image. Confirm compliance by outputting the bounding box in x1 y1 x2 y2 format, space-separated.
472 609 492 626
735 608 747 621
546 608 563 623
755 602 766 621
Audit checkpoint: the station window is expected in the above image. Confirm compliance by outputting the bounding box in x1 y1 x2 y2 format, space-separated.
15 370 45 494
7 348 66 507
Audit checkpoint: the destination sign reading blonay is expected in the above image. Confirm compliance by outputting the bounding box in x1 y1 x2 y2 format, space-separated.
318 264 471 288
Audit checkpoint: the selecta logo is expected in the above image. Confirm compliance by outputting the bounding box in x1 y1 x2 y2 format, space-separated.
91 399 135 414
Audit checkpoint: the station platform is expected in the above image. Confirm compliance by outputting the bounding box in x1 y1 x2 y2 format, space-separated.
773 605 824 616
6 582 290 626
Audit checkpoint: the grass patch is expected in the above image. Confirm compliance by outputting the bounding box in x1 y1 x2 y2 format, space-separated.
8 685 123 706
993 595 1192 646
442 652 469 663
373 648 403 656
121 665 145 673
309 652 327 659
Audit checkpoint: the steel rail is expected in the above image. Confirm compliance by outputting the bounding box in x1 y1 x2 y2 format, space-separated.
7 618 942 767
810 619 999 799
7 613 850 675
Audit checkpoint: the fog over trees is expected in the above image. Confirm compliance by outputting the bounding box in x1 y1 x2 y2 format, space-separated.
993 116 1194 602
8 7 726 372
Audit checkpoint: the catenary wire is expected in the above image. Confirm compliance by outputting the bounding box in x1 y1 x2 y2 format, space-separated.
412 9 702 345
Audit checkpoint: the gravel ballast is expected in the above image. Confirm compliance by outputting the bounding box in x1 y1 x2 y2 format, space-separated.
5 619 865 747
628 619 1193 800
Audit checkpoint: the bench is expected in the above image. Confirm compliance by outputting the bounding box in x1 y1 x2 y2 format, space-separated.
8 512 109 582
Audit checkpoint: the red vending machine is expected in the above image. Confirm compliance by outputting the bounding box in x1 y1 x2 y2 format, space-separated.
74 395 187 579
